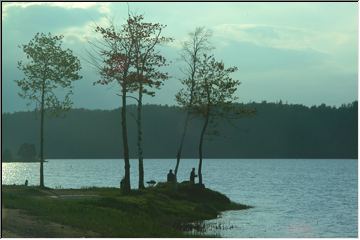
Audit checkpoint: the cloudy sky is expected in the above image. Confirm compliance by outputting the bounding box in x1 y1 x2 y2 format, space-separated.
2 2 358 113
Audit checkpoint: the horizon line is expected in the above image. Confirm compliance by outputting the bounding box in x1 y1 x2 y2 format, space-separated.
2 99 357 115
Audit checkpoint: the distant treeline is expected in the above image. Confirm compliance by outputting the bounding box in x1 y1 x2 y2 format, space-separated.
2 101 357 159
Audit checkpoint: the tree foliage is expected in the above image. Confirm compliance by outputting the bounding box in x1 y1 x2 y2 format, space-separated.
2 101 357 160
125 14 172 189
191 55 239 117
16 33 82 114
92 15 171 94
16 32 82 187
2 149 13 161
127 14 172 95
18 143 36 161
177 52 240 185
93 19 133 193
91 13 173 191
174 27 212 177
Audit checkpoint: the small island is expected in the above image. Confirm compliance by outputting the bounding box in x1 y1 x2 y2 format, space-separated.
2 182 251 237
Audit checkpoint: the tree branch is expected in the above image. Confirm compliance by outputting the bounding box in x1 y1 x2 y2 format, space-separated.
116 93 139 103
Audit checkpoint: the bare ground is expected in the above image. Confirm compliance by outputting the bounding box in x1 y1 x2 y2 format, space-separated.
2 208 100 238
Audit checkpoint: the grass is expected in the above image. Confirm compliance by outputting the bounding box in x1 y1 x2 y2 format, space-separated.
2 182 251 237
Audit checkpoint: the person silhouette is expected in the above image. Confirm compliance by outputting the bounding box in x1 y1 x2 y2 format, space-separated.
190 168 197 184
120 177 125 190
167 169 175 182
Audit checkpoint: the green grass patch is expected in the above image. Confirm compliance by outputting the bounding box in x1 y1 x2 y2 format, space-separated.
2 183 251 237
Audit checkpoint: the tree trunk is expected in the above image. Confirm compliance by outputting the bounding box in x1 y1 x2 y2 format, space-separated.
174 111 190 178
175 61 196 178
121 85 131 193
198 107 210 186
137 83 145 189
39 83 45 188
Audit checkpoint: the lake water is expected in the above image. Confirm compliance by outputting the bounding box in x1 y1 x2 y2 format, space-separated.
2 159 358 237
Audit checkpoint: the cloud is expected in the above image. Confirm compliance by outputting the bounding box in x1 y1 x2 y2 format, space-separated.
2 3 357 113
2 4 106 38
59 17 109 44
212 24 353 54
3 2 110 18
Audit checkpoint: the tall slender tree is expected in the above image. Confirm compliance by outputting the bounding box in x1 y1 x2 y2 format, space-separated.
174 27 212 179
93 19 136 193
195 55 239 185
177 54 240 186
16 33 82 187
127 14 172 189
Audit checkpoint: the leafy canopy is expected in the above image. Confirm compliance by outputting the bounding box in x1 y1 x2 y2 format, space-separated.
177 54 240 115
94 14 172 97
16 32 82 113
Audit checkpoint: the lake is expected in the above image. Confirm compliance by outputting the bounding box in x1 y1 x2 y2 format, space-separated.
2 159 357 237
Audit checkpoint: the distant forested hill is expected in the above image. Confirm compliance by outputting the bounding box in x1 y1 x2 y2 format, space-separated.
2 101 357 159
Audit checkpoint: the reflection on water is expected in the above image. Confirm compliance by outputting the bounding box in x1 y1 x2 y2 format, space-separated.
2 159 357 237
2 162 41 186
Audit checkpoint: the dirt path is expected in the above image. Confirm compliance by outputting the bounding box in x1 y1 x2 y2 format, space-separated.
2 208 100 237
38 188 100 198
48 194 99 199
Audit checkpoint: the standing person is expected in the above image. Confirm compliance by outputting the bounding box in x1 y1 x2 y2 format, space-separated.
190 168 198 184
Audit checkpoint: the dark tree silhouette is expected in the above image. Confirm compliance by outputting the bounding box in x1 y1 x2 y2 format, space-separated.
91 16 150 193
174 27 212 179
127 14 172 189
18 143 36 161
90 13 171 191
189 54 239 186
16 33 82 187
2 149 13 161
2 101 357 160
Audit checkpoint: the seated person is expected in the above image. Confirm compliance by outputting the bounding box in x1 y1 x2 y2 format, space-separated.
167 169 176 183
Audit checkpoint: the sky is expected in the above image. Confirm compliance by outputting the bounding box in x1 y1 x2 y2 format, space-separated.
2 2 358 113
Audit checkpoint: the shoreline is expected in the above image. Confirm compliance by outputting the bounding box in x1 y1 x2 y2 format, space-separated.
3 160 48 163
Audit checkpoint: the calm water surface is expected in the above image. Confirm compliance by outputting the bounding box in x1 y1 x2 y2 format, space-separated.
2 159 357 237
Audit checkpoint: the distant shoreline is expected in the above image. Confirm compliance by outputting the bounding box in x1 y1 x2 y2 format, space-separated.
3 102 357 159
2 159 48 163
